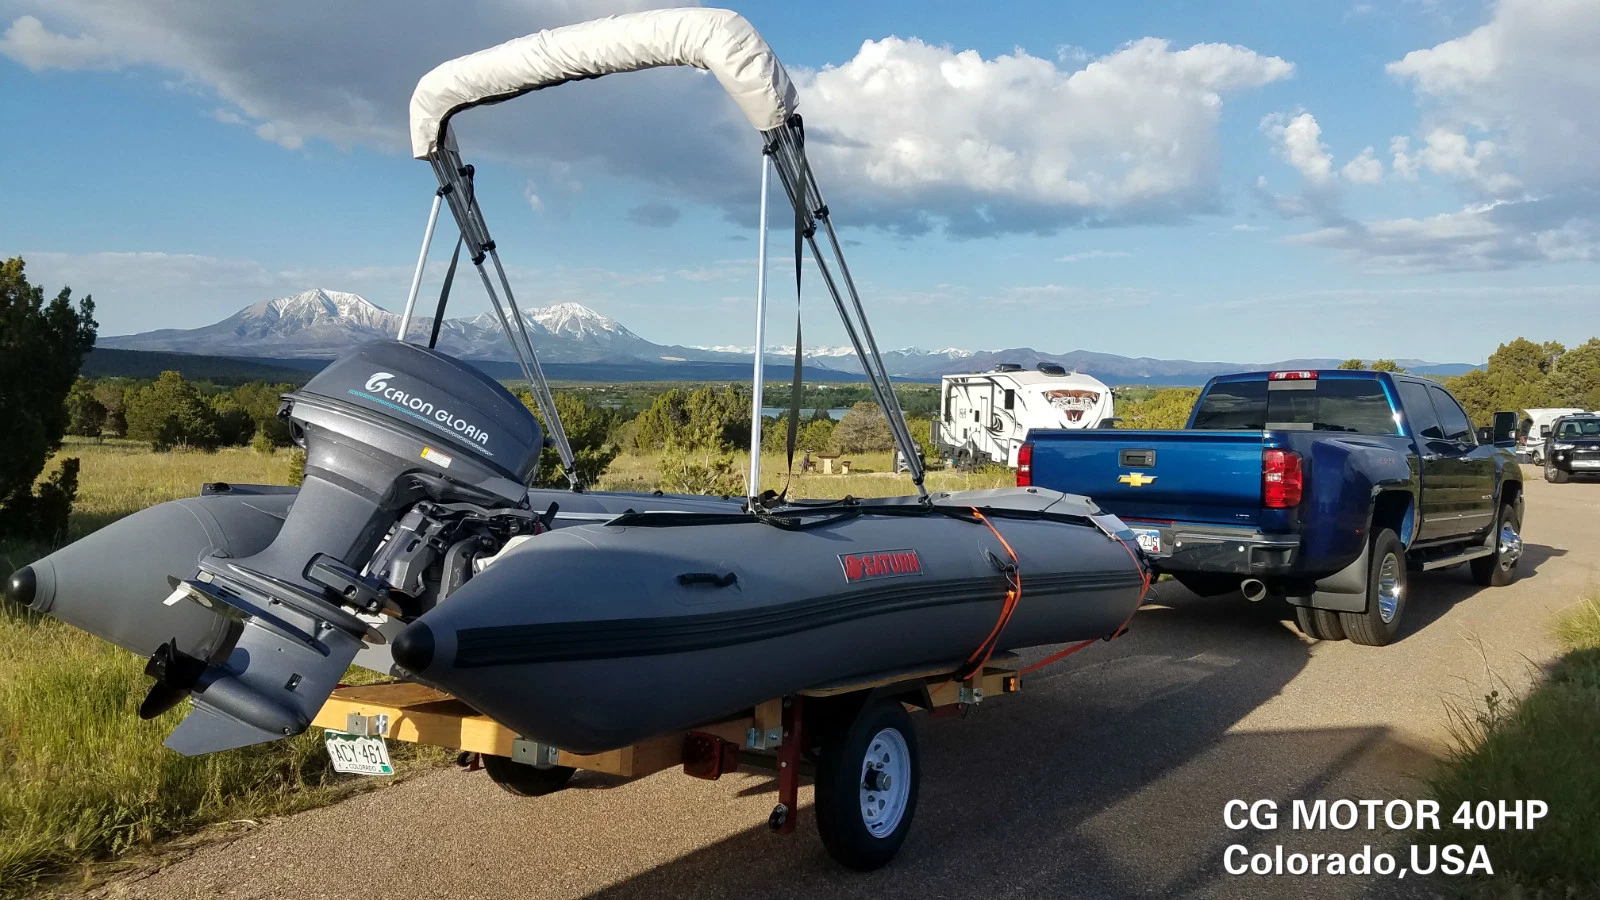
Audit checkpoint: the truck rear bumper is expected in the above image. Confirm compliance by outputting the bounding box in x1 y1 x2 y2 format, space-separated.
1128 522 1299 576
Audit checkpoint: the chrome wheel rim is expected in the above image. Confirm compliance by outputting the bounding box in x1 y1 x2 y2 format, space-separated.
1377 552 1402 624
1498 521 1523 570
859 728 911 838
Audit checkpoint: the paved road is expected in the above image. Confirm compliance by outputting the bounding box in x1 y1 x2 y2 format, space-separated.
92 471 1599 900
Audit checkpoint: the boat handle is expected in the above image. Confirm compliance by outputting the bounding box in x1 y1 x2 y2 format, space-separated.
678 572 739 588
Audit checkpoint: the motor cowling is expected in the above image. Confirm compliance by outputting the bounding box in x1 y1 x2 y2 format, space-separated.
150 341 547 755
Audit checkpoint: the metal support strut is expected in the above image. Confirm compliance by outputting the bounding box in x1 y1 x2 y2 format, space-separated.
425 132 580 490
397 191 444 342
745 156 773 508
763 120 928 501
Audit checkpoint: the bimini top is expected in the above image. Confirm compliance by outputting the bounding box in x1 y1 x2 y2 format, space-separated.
409 7 798 159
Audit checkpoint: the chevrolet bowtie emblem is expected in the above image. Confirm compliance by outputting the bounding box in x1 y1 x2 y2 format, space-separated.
1118 472 1157 487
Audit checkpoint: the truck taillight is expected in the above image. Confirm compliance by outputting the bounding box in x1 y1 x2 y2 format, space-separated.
1262 449 1302 508
1016 442 1033 487
1269 370 1318 380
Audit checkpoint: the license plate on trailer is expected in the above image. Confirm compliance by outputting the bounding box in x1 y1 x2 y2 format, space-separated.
1130 527 1162 555
324 731 394 776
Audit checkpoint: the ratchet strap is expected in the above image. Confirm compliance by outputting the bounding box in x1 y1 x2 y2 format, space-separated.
953 509 1023 682
1018 535 1151 675
427 234 464 350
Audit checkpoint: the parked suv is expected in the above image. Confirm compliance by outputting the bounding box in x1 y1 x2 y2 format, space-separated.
1543 414 1600 483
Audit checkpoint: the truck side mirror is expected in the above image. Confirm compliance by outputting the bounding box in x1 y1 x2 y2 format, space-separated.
1491 410 1517 445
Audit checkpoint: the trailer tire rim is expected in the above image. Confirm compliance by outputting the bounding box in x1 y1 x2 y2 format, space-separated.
1498 520 1522 569
1377 552 1402 624
859 728 911 838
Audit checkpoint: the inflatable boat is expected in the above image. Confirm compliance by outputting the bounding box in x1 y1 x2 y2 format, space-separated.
5 8 1147 758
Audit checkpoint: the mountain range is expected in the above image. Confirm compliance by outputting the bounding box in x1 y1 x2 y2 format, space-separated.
97 289 1477 385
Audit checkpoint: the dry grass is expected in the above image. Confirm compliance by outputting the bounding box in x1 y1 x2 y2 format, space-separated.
1428 589 1600 897
597 450 1015 498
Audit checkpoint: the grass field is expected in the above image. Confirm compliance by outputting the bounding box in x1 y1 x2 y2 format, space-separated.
1428 589 1600 897
0 438 1006 897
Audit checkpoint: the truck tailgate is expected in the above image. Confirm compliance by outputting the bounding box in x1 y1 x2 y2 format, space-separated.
1028 429 1266 527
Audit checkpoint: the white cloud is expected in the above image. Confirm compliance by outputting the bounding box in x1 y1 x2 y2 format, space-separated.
1390 136 1419 180
1231 223 1266 232
1341 147 1384 185
1056 250 1133 262
1262 112 1334 186
523 180 545 213
1285 196 1600 273
0 14 114 70
801 36 1293 235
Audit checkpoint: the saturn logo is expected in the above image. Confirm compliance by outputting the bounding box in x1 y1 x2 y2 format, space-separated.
1118 472 1157 487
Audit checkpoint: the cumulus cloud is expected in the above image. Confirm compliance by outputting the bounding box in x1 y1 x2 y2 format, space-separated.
801 36 1293 235
1341 147 1383 185
0 3 1294 237
1262 112 1334 186
0 14 114 70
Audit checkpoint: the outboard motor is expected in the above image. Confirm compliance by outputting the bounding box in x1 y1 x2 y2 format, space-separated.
142 341 547 754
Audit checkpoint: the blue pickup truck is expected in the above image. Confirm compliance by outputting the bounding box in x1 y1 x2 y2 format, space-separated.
1018 370 1525 645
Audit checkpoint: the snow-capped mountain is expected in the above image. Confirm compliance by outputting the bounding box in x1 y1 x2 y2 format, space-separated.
99 289 686 364
98 288 1476 384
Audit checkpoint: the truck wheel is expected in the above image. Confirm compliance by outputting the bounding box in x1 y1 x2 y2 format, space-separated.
814 699 920 871
481 754 576 797
1545 461 1570 484
1293 606 1346 642
1339 529 1408 647
1470 501 1523 587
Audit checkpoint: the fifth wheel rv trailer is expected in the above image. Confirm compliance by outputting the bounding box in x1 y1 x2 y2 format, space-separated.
934 364 1114 467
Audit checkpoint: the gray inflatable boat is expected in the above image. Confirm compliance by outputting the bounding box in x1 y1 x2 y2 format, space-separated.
5 9 1148 759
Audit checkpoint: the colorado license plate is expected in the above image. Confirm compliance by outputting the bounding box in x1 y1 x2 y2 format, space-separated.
324 731 394 776
1130 527 1162 554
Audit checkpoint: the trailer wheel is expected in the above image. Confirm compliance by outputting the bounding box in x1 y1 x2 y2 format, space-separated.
813 699 920 871
1339 528 1408 647
481 754 576 797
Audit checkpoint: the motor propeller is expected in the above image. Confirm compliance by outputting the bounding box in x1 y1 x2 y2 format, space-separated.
138 639 210 720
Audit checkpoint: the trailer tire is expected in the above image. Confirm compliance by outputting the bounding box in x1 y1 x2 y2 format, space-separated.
1339 529 1408 647
814 699 920 871
1293 606 1347 642
482 754 576 797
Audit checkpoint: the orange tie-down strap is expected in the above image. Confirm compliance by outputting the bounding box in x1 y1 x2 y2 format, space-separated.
957 508 1153 682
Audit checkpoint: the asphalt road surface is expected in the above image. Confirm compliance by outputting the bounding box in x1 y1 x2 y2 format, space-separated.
90 470 1599 900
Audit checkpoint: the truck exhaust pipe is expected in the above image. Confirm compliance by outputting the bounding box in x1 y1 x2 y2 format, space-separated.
1241 578 1268 602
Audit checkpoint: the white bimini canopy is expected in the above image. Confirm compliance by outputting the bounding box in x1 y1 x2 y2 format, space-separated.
409 7 798 158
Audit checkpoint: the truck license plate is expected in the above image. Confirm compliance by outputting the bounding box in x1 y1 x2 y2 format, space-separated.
324 731 394 776
1130 527 1162 554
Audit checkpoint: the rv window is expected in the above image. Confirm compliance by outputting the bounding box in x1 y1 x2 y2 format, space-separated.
1004 389 1015 411
974 410 981 423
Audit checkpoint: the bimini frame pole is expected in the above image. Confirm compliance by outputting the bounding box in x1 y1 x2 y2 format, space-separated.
424 134 580 489
397 191 444 342
745 155 773 508
763 121 928 500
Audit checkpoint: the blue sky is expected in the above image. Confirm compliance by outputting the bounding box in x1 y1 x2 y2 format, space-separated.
2 0 1597 363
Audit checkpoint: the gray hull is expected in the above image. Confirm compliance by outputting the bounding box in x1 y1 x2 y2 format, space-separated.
393 488 1145 754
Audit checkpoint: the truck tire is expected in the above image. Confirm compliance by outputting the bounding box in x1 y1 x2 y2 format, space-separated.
1545 461 1570 484
1339 529 1408 647
1470 501 1523 587
1294 606 1346 642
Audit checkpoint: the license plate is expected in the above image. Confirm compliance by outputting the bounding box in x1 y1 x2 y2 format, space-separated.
324 731 394 776
1573 459 1600 469
1130 527 1162 555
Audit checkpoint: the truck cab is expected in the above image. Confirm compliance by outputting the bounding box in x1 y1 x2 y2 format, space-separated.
1019 370 1524 645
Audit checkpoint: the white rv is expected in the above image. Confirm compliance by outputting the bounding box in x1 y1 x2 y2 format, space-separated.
1519 407 1587 463
933 364 1115 467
